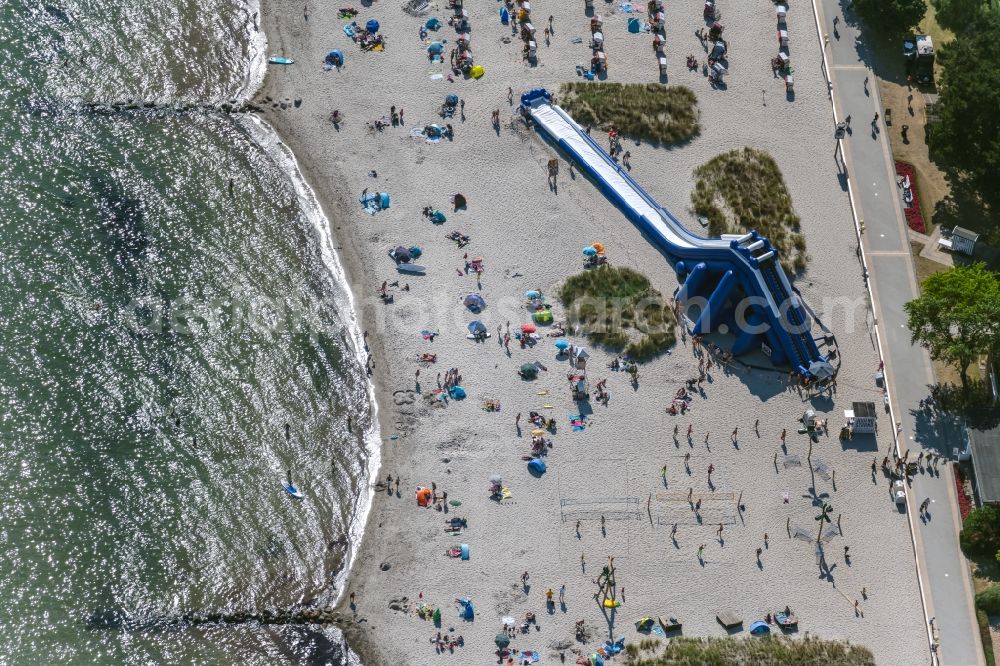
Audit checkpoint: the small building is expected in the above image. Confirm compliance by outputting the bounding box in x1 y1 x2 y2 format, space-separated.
844 401 877 435
938 226 979 256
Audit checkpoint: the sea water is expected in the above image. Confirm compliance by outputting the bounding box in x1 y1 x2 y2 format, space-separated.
0 1 371 662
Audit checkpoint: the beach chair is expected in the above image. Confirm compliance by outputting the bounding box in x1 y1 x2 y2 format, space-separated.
716 610 742 629
658 615 682 632
658 56 667 76
777 29 789 47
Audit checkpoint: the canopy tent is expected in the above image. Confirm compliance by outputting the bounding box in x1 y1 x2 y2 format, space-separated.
527 458 547 475
323 49 344 70
532 310 553 324
520 363 538 379
463 294 486 311
449 385 466 400
627 17 642 33
467 320 487 335
365 18 380 32
456 597 474 620
749 620 770 635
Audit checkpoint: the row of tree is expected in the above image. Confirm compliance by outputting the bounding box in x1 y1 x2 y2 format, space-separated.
854 0 1000 217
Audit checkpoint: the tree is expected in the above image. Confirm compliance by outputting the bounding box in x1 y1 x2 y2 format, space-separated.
926 13 1000 214
961 505 1000 557
931 0 990 33
904 263 1000 389
854 0 927 37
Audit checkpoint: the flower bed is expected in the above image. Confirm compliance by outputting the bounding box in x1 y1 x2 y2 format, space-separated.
955 464 973 520
894 160 925 233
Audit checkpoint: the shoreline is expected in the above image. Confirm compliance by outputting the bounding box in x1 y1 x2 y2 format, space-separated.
251 0 929 663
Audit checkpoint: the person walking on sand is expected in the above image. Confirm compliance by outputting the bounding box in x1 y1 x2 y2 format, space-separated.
717 523 724 538
673 424 679 436
707 463 715 480
516 413 521 427
687 424 693 436
780 428 786 443
546 588 554 604
559 584 566 603
508 87 514 105
697 544 705 560
575 520 581 536
521 571 530 586
764 533 769 547
671 522 678 538
731 427 738 442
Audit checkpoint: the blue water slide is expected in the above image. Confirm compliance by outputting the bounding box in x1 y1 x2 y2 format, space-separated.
521 88 827 374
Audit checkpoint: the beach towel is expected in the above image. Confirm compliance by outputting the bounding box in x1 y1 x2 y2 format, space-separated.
343 23 356 39
519 651 540 664
570 414 586 431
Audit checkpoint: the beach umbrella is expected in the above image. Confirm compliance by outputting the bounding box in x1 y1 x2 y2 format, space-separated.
749 620 770 635
425 17 442 30
521 323 537 334
463 294 486 311
527 458 547 475
365 18 380 33
495 634 510 649
445 93 459 106
525 289 541 299
530 428 545 437
555 339 570 350
430 210 446 224
489 473 502 485
467 320 487 335
628 17 641 33
428 41 444 54
408 245 422 258
592 242 605 253
583 246 598 257
470 64 485 79
449 385 466 400
520 363 538 379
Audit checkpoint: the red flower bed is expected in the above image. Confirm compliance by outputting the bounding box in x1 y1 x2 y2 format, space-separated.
954 464 973 521
895 161 925 233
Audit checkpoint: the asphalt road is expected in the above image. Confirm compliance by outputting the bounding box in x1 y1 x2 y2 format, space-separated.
815 0 985 663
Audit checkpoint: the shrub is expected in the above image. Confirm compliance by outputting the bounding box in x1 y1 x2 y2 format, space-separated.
691 147 808 273
961 505 1000 557
976 586 1000 615
559 266 676 362
559 82 700 146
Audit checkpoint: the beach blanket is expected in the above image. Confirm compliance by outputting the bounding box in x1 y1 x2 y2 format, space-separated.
410 126 442 144
519 651 540 664
569 414 586 431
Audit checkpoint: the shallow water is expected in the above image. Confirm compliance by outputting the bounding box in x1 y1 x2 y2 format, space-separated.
0 2 370 663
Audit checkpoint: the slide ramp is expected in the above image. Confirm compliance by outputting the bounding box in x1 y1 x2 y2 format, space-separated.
521 89 827 375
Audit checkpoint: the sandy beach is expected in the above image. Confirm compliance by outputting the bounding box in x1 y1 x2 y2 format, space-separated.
255 0 930 663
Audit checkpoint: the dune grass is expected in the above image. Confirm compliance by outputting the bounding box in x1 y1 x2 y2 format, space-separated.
559 266 675 362
559 82 700 145
692 147 808 273
624 636 875 665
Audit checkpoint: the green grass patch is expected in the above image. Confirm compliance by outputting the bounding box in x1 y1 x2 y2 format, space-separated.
559 266 675 361
692 147 808 273
559 82 700 145
623 635 875 665
977 608 997 666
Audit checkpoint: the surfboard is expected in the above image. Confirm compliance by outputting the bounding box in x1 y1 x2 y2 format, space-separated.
268 56 295 65
283 482 304 498
397 263 426 275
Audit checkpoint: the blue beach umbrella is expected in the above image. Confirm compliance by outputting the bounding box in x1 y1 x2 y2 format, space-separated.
366 19 380 33
583 246 598 256
555 339 570 351
467 320 486 335
428 41 444 55
463 293 486 311
525 289 541 299
449 385 466 400
528 458 547 475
